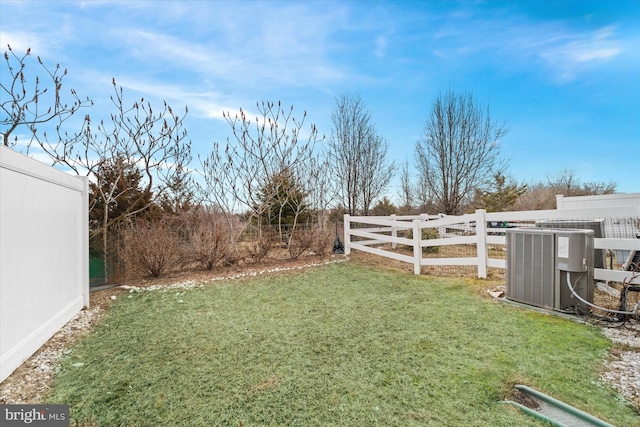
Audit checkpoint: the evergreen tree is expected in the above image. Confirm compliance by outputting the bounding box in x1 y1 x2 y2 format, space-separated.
89 156 152 227
476 172 526 212
158 165 194 215
89 156 153 279
255 168 310 238
370 197 397 216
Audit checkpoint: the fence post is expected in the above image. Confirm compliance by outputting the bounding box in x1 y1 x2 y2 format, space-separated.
80 176 90 308
413 219 421 275
475 209 488 279
555 194 564 209
391 214 397 249
344 214 351 255
437 213 445 237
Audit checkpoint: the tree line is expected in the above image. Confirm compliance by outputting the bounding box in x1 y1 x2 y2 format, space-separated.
1 46 616 281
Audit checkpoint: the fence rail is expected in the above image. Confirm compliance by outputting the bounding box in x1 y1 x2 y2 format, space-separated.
344 205 640 284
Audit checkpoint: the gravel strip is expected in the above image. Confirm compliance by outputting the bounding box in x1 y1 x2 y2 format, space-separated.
119 258 348 292
0 306 104 404
601 321 640 410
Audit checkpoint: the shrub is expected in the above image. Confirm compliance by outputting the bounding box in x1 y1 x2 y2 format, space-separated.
190 225 230 270
186 211 232 270
407 227 440 254
246 229 277 263
288 230 314 259
310 228 334 257
121 219 180 278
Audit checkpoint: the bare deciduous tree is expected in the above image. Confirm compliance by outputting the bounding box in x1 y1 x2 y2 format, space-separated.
513 168 616 211
200 101 322 259
2 46 192 282
29 78 192 282
88 82 191 281
416 90 508 215
1 45 92 148
398 160 415 214
328 93 395 215
303 148 337 228
546 168 616 198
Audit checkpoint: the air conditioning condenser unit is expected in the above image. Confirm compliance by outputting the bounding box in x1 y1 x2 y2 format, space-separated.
505 228 594 312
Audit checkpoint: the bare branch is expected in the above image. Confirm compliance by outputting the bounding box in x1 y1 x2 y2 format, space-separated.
199 101 323 242
1 45 93 149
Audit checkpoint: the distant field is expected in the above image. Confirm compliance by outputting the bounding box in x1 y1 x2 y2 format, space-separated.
49 261 636 426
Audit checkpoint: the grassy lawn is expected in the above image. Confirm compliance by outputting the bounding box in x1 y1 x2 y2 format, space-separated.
49 261 637 426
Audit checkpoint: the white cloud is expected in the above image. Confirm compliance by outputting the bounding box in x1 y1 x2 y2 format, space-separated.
422 5 627 84
539 25 621 62
104 2 350 89
0 31 45 53
123 29 240 74
535 25 622 82
114 77 235 121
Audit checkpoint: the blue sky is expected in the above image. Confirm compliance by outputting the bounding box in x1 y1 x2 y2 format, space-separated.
1 0 639 197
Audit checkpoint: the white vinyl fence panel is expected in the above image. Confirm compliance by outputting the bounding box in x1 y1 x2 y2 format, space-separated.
556 193 640 210
0 146 89 382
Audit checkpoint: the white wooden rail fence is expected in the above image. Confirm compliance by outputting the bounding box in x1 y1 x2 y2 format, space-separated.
344 204 640 285
0 146 89 382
